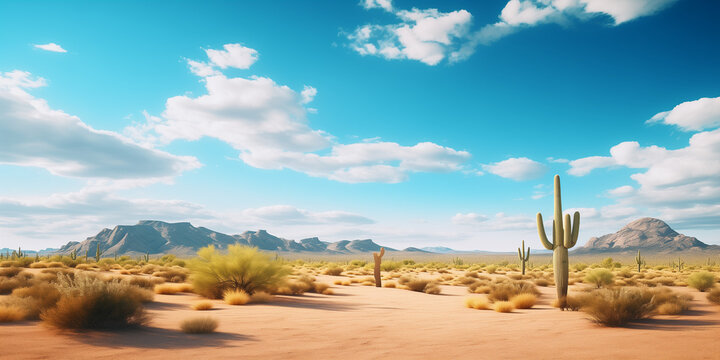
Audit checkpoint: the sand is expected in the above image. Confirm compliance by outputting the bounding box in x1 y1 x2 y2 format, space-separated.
1 275 719 360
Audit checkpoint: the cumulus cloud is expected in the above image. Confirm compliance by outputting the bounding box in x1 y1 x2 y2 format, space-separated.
349 0 679 65
34 43 67 53
361 0 392 12
129 45 471 183
482 157 546 181
648 96 720 131
453 212 536 231
187 43 257 76
240 205 374 225
0 70 200 180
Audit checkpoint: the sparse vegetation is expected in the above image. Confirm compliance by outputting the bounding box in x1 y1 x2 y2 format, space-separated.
192 301 214 310
494 301 514 312
584 269 614 288
687 272 716 292
180 316 218 334
224 289 250 305
465 296 489 310
510 293 537 309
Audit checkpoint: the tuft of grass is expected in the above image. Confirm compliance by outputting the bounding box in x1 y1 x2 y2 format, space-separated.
494 301 514 313
687 272 716 292
707 287 720 305
487 279 539 302
192 301 214 310
323 267 343 276
249 291 274 303
180 316 218 334
154 283 193 295
0 304 26 322
656 302 684 315
224 289 250 305
383 281 396 288
584 269 615 288
465 296 489 310
510 293 537 309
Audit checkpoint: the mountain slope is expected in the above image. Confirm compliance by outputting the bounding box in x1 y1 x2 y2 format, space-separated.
575 217 715 253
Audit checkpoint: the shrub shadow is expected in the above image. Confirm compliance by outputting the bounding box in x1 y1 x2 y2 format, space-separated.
268 296 355 311
70 326 253 349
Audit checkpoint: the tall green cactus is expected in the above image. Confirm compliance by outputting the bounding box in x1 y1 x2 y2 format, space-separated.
635 250 645 272
517 240 530 275
95 243 103 262
537 175 580 308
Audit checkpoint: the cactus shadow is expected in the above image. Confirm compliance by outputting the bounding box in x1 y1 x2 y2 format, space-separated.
72 327 254 349
268 296 355 311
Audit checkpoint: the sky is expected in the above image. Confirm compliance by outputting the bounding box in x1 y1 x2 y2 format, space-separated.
1 0 719 251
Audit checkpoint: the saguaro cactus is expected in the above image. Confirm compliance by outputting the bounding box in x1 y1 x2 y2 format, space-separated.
373 247 385 288
517 240 530 275
95 243 103 262
635 250 644 272
537 175 580 308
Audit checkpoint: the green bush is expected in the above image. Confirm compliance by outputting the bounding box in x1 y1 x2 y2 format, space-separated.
584 269 614 288
189 245 290 299
687 272 716 292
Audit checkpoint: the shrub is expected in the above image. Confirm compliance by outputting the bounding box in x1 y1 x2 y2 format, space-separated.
10 282 62 319
424 283 441 295
129 276 161 289
656 302 684 315
381 261 402 272
250 291 274 303
0 304 26 322
510 293 537 309
41 273 151 329
486 265 497 274
192 301 214 310
487 280 539 302
584 269 614 288
573 263 588 271
465 296 489 310
154 283 193 294
29 262 48 269
397 276 441 294
153 268 188 283
189 245 290 299
687 272 716 292
534 279 550 287
224 290 250 305
494 301 514 312
323 267 343 276
383 281 396 288
180 316 218 334
579 287 655 326
707 287 720 305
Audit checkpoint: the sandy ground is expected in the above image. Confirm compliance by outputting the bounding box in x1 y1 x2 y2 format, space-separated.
1 274 719 360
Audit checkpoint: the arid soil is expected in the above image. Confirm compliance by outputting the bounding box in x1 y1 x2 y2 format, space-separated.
1 275 719 360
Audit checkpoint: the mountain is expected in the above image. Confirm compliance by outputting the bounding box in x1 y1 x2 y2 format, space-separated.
57 220 393 256
575 217 718 253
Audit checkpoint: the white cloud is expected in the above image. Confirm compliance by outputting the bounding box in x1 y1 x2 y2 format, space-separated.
574 0 679 25
482 157 546 181
567 155 617 176
347 8 473 66
129 46 471 183
0 70 200 180
453 212 536 231
500 0 556 25
206 43 258 70
241 205 374 225
648 96 720 131
362 0 392 12
187 59 220 77
452 212 488 225
33 43 67 53
300 85 317 104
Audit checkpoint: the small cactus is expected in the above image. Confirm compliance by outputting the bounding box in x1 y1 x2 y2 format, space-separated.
373 247 385 288
517 240 530 275
144 251 150 262
635 250 645 272
69 249 77 260
95 243 103 262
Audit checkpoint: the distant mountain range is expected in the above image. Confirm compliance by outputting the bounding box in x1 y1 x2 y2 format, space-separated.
46 217 718 257
574 217 719 254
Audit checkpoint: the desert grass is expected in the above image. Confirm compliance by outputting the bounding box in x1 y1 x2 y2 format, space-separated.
154 283 193 295
180 316 218 334
383 281 396 288
510 293 537 309
249 291 274 303
465 296 489 310
493 301 514 312
487 279 539 302
223 290 250 305
397 276 442 294
574 287 691 326
192 301 214 310
687 272 716 292
0 304 26 322
323 267 343 276
707 287 720 305
584 269 614 288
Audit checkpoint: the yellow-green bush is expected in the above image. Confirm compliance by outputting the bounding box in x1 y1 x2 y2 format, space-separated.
687 272 716 292
584 269 614 288
189 245 290 299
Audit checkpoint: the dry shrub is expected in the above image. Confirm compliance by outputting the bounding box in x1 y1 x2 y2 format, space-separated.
486 265 497 274
29 262 48 269
398 276 441 294
653 277 676 286
333 280 343 285
507 274 523 280
154 283 193 295
41 273 151 329
487 279 539 302
0 305 26 322
250 291 274 303
47 262 64 268
707 287 720 305
465 296 489 310
657 302 684 315
584 269 614 288
313 282 333 295
0 267 23 277
189 245 289 299
180 316 218 334
534 279 550 287
0 271 33 295
494 301 514 312
129 276 160 289
323 267 343 276
424 283 441 295
578 287 658 326
457 276 478 286
383 281 396 288
224 289 250 305
192 301 214 310
687 272 716 292
10 282 61 319
465 271 479 278
153 268 188 283
510 293 537 309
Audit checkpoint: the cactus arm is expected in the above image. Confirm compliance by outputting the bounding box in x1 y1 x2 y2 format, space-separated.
518 247 523 260
536 213 554 250
526 247 530 261
379 247 385 258
570 211 580 248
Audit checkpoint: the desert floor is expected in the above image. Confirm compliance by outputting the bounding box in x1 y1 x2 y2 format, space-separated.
2 274 719 360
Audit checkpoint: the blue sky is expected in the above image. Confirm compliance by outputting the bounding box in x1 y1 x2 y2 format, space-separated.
1 0 719 251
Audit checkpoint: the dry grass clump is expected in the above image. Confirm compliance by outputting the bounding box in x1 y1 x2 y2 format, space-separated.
313 282 334 295
192 301 214 310
0 267 23 277
41 273 151 329
510 293 537 309
383 281 396 288
0 304 26 322
9 282 62 319
534 278 550 287
129 276 163 289
707 287 720 305
29 262 48 268
579 287 655 326
487 279 539 302
249 291 274 303
494 301 514 312
323 267 343 276
224 289 250 305
154 283 193 295
584 269 614 288
687 272 716 292
656 302 684 315
180 316 218 334
189 245 290 299
465 296 489 310
153 268 188 283
397 276 442 295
